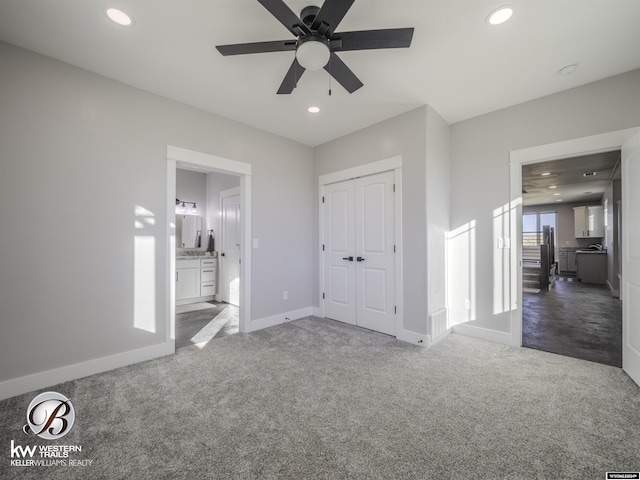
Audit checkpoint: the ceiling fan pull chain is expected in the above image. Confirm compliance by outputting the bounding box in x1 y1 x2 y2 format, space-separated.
328 56 332 96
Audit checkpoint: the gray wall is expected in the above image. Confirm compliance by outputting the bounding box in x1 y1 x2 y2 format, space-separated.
313 105 450 335
0 41 314 381
450 68 640 334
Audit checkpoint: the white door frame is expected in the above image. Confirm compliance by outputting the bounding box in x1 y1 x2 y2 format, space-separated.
166 145 251 354
318 156 403 337
509 127 640 348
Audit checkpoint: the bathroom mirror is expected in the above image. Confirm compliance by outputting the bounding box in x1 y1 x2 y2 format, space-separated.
177 215 203 249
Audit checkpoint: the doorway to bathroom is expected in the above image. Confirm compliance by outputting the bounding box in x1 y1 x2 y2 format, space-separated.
174 168 241 349
167 145 252 354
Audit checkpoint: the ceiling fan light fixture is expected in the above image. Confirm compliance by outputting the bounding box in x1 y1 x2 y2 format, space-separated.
307 106 320 113
487 6 513 26
296 36 330 70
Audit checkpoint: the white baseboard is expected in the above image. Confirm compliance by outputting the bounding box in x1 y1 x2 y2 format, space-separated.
0 342 169 401
311 306 322 317
428 328 452 347
176 295 215 306
245 306 314 333
453 322 512 345
606 280 620 298
396 329 429 346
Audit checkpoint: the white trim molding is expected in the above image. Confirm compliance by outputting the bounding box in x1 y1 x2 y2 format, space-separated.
453 323 512 345
396 329 429 346
318 156 402 186
0 343 168 401
509 127 640 349
246 307 316 333
168 145 251 176
167 145 252 340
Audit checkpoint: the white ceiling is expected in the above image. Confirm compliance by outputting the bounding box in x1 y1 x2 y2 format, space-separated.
1 1 639 147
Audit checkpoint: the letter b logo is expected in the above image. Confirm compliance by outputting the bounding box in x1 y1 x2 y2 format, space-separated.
24 392 75 440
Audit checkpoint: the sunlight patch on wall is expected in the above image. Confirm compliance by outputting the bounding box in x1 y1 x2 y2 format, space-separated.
446 220 476 325
169 225 176 341
509 197 522 312
134 205 157 333
493 203 512 315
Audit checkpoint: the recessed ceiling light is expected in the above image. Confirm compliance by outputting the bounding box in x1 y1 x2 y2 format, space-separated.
584 191 592 195
553 193 560 196
107 8 134 26
559 64 578 75
583 171 596 177
556 199 563 202
549 185 557 189
486 6 514 26
541 172 551 176
307 106 320 114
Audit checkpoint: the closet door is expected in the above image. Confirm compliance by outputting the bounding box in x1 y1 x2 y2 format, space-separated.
355 171 396 335
322 170 396 336
323 180 356 325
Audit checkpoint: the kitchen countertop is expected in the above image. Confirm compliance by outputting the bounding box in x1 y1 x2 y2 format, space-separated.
576 250 606 254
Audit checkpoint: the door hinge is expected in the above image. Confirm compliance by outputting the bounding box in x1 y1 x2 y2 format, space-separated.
322 196 325 203
393 184 396 192
322 244 325 251
394 306 397 314
322 292 325 299
393 244 396 253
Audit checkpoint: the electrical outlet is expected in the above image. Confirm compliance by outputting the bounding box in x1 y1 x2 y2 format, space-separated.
282 291 288 300
464 299 470 310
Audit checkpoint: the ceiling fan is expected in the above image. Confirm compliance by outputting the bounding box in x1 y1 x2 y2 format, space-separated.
216 0 414 94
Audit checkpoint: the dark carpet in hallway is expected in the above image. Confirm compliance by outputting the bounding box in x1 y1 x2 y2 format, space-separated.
523 280 622 366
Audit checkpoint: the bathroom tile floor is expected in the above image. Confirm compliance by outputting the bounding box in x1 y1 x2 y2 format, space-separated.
175 301 239 350
522 280 622 367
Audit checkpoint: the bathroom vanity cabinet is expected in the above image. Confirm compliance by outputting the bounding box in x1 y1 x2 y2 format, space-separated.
176 259 201 300
176 256 217 301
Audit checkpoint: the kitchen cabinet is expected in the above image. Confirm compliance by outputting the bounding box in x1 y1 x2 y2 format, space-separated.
176 259 201 300
574 206 604 238
559 249 578 273
576 252 607 284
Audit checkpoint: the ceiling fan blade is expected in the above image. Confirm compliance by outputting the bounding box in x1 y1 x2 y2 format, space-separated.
311 0 355 37
257 0 310 37
331 28 414 51
324 52 363 93
277 59 306 94
216 40 297 56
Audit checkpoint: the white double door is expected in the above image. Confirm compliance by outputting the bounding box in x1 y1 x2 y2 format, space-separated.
323 170 396 336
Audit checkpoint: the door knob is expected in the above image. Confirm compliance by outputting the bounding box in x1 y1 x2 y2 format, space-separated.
356 256 365 262
221 252 226 257
342 256 354 261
